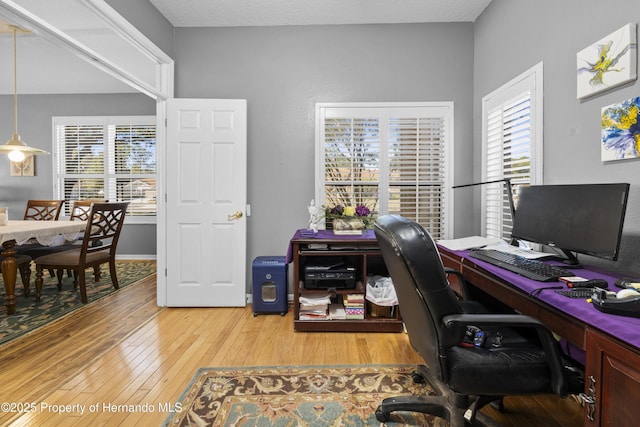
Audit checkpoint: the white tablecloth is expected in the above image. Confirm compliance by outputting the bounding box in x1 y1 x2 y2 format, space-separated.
0 220 87 247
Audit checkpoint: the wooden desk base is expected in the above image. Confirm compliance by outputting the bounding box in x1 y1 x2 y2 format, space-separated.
439 247 640 426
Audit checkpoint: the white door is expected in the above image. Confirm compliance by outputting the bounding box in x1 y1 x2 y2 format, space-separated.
165 98 247 307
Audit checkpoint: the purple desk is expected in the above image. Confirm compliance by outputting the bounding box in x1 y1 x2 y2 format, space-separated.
438 245 640 426
440 247 640 350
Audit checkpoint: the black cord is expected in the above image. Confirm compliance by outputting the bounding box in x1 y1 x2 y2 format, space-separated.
530 285 564 298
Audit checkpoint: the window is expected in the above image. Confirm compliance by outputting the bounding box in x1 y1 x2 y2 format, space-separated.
53 116 157 222
316 102 453 240
481 63 543 241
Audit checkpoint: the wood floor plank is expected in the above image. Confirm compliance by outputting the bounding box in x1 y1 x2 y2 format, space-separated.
0 273 162 426
1 273 583 426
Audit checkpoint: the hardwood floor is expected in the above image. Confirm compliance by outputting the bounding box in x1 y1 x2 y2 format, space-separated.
0 274 583 426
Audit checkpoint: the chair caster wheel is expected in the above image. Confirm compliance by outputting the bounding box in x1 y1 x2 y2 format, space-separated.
412 372 426 384
253 313 257 317
375 407 389 422
280 312 286 316
490 399 505 412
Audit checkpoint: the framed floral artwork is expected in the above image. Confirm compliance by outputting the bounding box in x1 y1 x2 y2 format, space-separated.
577 23 637 99
10 156 34 176
601 96 640 161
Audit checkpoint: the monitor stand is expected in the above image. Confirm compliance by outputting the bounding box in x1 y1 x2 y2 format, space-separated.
552 249 582 268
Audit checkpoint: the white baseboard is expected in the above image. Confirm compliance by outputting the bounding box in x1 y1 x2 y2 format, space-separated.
115 255 157 260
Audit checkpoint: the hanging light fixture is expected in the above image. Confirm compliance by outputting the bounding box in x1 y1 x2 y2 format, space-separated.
0 25 48 162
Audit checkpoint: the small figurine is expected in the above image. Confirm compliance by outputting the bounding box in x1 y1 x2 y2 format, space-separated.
308 199 319 233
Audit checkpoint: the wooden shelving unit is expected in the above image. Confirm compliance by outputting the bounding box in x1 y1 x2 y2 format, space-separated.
290 230 402 332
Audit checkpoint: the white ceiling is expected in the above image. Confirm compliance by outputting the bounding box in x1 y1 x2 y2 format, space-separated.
148 0 492 27
0 0 492 95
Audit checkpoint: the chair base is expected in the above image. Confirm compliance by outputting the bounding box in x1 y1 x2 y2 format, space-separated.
375 365 503 427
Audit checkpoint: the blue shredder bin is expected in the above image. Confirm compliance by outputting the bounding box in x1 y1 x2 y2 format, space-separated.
252 256 288 316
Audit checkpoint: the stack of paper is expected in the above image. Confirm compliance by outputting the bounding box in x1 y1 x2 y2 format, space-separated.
328 303 346 320
299 293 331 320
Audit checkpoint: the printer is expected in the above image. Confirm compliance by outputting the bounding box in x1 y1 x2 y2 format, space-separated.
304 261 357 289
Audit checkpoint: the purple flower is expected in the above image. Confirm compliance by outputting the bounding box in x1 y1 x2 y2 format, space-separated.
330 205 344 215
355 205 370 217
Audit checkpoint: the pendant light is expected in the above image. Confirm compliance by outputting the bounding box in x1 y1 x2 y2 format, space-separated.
0 26 48 162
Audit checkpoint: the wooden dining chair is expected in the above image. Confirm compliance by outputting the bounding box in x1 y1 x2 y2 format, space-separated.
33 202 129 304
0 200 62 294
57 199 108 279
16 200 65 279
19 200 109 279
69 199 107 221
23 200 64 221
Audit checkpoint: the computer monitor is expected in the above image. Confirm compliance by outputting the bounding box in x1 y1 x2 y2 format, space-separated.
511 183 630 264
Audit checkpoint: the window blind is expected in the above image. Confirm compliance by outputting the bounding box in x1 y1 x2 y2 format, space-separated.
323 117 380 210
485 93 532 240
482 63 542 242
317 103 453 240
54 116 156 218
388 116 446 239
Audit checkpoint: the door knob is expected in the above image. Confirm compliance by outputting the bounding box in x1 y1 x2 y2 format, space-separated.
227 211 243 221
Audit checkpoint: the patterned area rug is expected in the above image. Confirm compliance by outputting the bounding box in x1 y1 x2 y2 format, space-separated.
164 365 446 427
0 260 156 345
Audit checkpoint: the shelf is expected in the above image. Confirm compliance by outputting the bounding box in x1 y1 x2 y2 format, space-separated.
299 280 365 295
294 318 403 333
290 229 401 333
298 249 382 256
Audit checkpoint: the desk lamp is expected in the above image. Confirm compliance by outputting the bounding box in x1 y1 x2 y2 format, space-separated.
453 178 517 245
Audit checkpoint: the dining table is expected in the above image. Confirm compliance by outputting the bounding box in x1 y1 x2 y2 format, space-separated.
1 220 87 315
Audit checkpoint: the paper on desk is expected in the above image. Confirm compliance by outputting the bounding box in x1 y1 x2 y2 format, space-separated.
437 235 504 251
482 240 551 259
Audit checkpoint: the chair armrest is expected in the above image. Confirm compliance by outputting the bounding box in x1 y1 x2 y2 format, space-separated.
443 313 548 329
444 267 470 300
442 313 568 397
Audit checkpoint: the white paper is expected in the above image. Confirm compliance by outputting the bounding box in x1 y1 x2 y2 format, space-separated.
482 240 550 259
437 235 504 251
299 294 332 306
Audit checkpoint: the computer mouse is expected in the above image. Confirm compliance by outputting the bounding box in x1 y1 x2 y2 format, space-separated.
617 289 640 299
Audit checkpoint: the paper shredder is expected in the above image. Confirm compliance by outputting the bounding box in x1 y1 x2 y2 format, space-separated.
252 256 288 316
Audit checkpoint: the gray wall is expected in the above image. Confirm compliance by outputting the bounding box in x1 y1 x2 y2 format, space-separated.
106 0 175 58
474 0 640 274
173 23 476 287
0 93 157 256
9 0 636 286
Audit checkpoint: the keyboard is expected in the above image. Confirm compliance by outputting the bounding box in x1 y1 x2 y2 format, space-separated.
468 249 573 282
556 288 596 298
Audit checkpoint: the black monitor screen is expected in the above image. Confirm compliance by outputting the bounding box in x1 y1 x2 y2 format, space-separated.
511 183 630 261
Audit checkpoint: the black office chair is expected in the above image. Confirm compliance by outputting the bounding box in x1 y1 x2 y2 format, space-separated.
373 215 584 427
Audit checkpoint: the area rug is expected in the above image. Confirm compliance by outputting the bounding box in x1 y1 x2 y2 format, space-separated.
164 365 447 427
0 260 156 345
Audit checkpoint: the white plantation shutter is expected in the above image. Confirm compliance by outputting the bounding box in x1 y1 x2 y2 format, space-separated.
482 63 543 241
111 123 157 216
56 124 105 205
53 116 156 220
317 103 453 240
323 117 380 210
388 116 447 238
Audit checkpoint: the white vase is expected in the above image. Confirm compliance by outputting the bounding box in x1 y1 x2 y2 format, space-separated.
333 218 364 235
